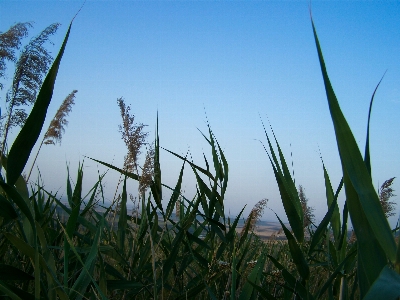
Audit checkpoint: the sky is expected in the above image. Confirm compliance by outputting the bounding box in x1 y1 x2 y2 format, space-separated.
1 0 399 227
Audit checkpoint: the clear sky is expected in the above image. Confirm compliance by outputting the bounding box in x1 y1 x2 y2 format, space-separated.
1 1 399 226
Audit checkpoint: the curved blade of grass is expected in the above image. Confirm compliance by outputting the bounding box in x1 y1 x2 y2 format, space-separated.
166 160 185 219
69 218 105 300
312 16 392 293
1 155 29 200
267 255 309 299
87 157 139 180
162 148 215 181
308 194 337 255
0 181 35 237
316 247 357 299
0 284 22 300
275 213 309 280
322 162 341 245
63 165 83 287
311 16 396 260
260 131 303 242
238 250 267 300
7 22 72 186
117 176 127 251
364 71 386 175
363 266 400 300
153 113 162 207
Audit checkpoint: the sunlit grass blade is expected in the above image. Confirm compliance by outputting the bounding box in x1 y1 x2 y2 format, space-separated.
6 22 72 186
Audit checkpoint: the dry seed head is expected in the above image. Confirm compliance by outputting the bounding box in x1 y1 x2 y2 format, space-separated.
117 98 148 173
379 177 396 218
0 22 32 89
7 23 60 127
242 198 268 234
139 145 155 195
298 185 315 228
43 90 77 145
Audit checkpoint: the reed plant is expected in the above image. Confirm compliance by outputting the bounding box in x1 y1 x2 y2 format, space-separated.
0 13 399 300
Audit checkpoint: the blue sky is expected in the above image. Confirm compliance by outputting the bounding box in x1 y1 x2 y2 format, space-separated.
1 1 399 226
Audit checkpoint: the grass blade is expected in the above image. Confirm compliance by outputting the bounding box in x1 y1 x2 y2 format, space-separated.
363 266 400 300
311 16 395 260
7 22 72 186
117 176 127 251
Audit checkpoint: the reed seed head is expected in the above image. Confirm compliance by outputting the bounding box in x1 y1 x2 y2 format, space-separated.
242 198 268 234
43 90 77 145
379 177 396 218
139 145 154 195
117 97 148 173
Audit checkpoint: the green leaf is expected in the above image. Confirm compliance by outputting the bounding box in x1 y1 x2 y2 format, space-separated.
364 72 386 175
311 17 396 297
7 22 72 186
117 176 128 251
363 266 400 300
322 163 341 245
275 213 309 280
261 128 304 242
267 255 309 299
238 250 267 300
308 193 337 255
311 17 396 261
0 181 36 237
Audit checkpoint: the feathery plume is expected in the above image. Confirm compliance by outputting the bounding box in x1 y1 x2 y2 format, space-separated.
6 23 60 127
139 145 154 195
1 23 60 157
43 90 77 145
0 22 32 90
379 177 396 218
27 90 77 181
242 198 268 234
117 97 148 173
298 185 314 228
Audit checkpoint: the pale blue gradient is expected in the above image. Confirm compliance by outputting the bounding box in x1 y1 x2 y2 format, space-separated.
1 1 399 226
